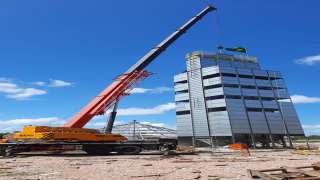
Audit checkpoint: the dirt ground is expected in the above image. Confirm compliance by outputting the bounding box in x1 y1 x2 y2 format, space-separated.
0 147 319 180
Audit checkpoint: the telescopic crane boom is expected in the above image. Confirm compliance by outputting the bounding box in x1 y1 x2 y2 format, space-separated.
1 5 217 156
64 5 216 128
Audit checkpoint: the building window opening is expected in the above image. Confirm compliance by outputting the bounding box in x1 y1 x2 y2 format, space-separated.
203 73 220 79
226 95 241 99
241 85 256 89
204 84 222 90
239 74 253 79
205 95 224 100
175 90 189 94
246 107 263 112
258 86 273 90
176 110 191 115
221 73 236 77
208 107 227 112
261 97 274 101
175 80 187 85
224 84 239 88
255 76 269 80
264 108 279 112
244 96 259 100
176 100 189 103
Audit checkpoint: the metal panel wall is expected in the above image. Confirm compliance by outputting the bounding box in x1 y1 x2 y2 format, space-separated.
176 102 191 111
253 70 268 77
238 68 253 75
271 79 286 88
174 83 188 92
267 70 282 78
259 90 275 98
279 102 304 135
175 93 189 102
226 99 251 133
202 66 219 76
187 58 210 136
232 61 245 68
243 62 260 69
206 99 226 108
256 79 271 87
203 77 221 87
224 87 241 95
220 67 236 74
222 76 239 84
239 78 255 86
208 111 232 136
265 112 286 134
262 101 278 109
176 114 193 136
242 89 258 96
174 73 187 82
248 112 270 134
274 89 290 99
245 100 262 108
204 88 224 97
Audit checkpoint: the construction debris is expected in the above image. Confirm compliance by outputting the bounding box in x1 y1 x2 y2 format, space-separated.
130 174 163 178
176 145 195 153
0 147 319 180
208 175 220 180
248 162 320 180
292 150 320 156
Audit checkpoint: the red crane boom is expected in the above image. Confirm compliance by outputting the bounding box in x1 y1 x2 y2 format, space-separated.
64 5 216 128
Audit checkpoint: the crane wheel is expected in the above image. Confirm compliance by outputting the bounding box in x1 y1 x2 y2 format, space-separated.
2 146 14 157
117 146 141 155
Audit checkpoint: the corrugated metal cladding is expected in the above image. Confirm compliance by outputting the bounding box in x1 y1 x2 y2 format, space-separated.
174 52 304 143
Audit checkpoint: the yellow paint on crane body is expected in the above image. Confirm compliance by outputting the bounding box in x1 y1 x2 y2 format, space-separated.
13 126 127 142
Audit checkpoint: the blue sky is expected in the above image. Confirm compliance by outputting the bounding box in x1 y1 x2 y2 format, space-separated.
0 0 319 135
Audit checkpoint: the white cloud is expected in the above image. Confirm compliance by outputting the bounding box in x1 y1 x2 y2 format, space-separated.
115 103 176 116
0 117 65 132
291 95 320 104
33 81 46 86
33 79 73 88
295 54 320 65
130 88 150 94
129 87 172 94
0 82 47 100
303 124 320 129
303 124 320 135
0 82 21 94
6 88 46 100
48 80 72 87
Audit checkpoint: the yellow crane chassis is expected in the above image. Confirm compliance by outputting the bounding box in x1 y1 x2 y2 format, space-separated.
0 126 177 156
12 126 127 142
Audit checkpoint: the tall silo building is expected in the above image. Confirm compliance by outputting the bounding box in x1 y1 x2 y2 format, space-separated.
174 51 304 147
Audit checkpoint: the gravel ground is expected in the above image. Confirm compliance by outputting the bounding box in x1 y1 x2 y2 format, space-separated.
0 148 319 180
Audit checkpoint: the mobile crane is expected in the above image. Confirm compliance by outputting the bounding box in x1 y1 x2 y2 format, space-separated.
0 5 216 156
